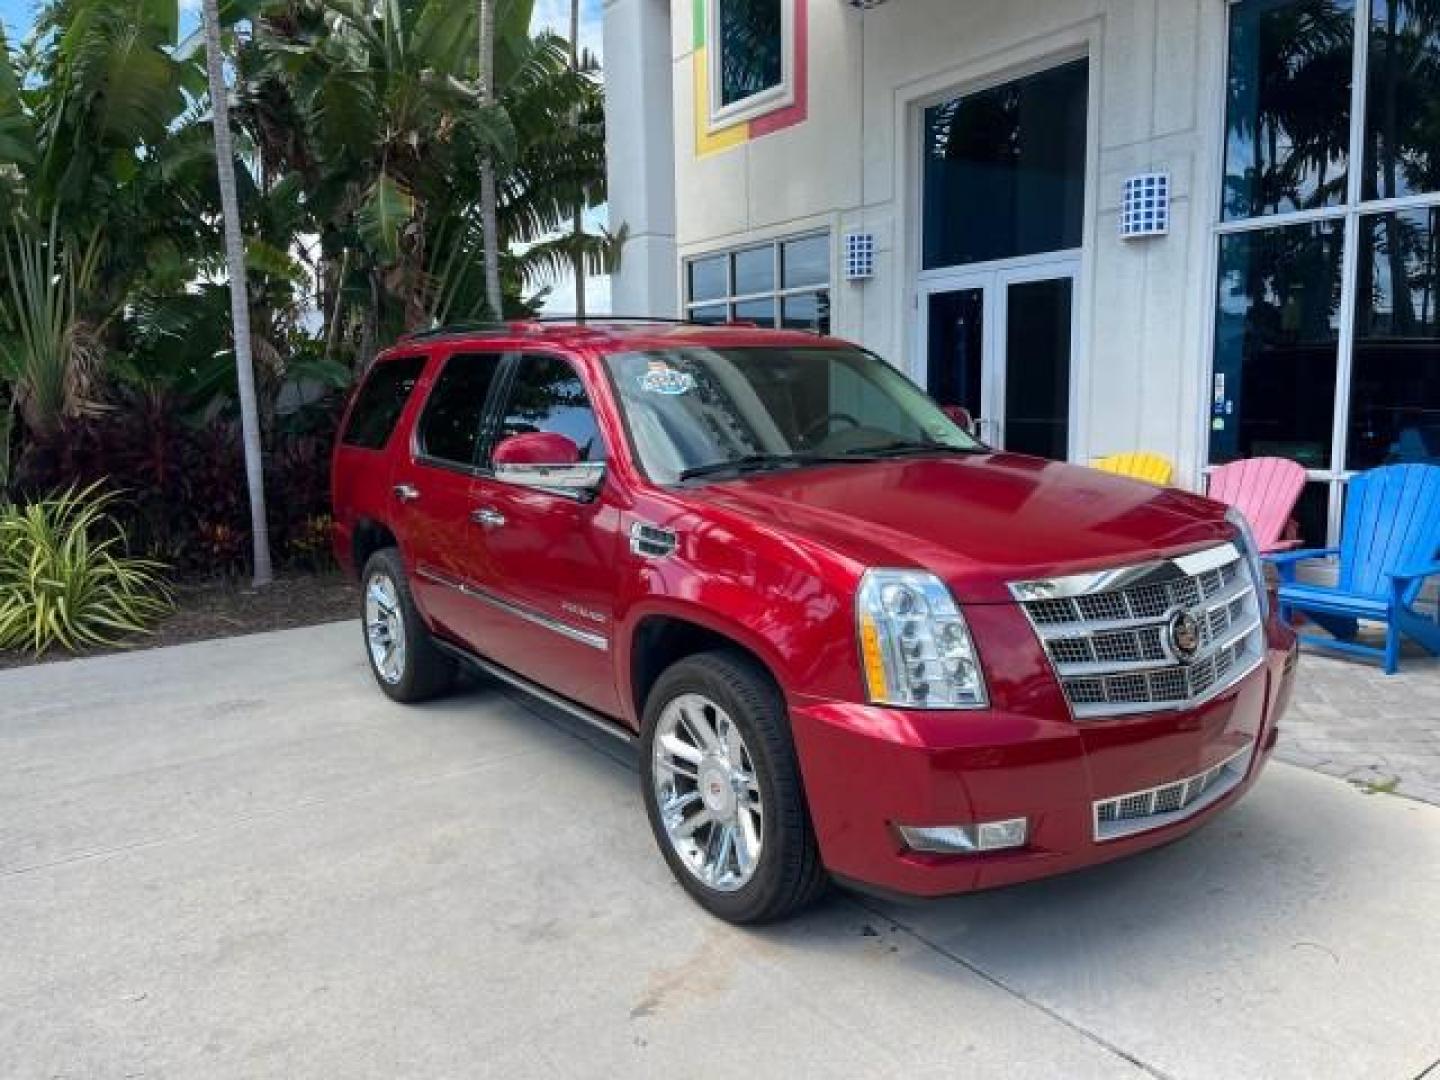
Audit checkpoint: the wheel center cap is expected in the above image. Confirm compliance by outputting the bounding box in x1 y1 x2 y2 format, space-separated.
699 760 736 818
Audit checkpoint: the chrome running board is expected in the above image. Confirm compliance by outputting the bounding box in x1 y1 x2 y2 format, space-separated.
432 638 636 745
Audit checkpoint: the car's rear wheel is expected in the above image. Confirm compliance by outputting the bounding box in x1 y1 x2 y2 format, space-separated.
640 651 827 924
361 548 455 703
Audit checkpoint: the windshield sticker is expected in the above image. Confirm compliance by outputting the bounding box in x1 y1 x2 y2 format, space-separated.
638 362 695 396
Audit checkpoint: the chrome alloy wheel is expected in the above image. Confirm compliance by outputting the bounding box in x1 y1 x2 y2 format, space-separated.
652 693 764 892
365 572 406 684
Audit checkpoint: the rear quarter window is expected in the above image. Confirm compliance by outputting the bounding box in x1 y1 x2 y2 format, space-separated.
341 355 426 450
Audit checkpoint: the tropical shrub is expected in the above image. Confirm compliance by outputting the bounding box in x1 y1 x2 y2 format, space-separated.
11 387 342 573
0 483 173 655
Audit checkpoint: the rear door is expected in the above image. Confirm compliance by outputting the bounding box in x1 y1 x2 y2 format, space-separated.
333 353 428 568
388 349 506 653
468 352 623 715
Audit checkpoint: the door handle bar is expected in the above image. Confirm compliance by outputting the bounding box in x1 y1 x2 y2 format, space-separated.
471 507 507 529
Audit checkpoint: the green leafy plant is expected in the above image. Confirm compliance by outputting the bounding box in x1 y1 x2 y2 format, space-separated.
0 482 173 654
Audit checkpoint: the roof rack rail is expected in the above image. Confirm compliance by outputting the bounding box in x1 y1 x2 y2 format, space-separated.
399 314 782 342
529 315 698 325
399 320 515 342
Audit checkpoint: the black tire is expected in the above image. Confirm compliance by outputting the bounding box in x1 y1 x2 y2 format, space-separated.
360 548 456 703
639 650 828 924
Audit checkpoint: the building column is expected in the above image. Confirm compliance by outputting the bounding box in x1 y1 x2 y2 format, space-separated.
602 0 678 317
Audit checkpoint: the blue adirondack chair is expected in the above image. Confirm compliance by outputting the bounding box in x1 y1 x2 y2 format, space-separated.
1267 464 1440 674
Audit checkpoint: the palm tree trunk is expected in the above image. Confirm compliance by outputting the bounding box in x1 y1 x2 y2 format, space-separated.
478 0 503 319
570 0 586 321
202 0 273 588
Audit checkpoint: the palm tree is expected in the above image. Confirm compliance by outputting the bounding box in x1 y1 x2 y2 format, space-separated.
201 0 273 586
569 0 585 320
479 0 503 318
238 0 613 349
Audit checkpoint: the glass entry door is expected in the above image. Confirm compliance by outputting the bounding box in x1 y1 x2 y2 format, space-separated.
920 259 1078 460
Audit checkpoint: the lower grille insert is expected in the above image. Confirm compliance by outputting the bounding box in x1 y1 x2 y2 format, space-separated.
1092 743 1253 841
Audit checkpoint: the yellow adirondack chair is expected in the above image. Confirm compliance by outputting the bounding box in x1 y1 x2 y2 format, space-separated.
1093 452 1175 486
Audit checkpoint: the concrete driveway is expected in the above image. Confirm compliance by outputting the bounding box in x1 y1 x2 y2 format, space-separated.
3 623 1439 1080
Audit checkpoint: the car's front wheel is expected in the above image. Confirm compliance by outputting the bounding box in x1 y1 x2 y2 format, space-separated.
360 548 456 703
640 651 828 924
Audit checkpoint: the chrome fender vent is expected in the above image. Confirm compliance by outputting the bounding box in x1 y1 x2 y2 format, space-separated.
630 522 677 559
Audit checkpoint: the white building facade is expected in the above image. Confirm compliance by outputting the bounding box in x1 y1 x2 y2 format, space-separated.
602 0 1440 547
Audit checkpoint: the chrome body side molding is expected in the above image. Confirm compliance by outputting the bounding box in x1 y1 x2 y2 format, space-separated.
415 565 609 651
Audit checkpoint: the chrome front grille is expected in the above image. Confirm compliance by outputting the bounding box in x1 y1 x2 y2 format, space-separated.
1093 743 1253 841
1011 543 1265 719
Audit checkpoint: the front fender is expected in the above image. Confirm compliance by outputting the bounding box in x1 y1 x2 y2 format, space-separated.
613 505 867 726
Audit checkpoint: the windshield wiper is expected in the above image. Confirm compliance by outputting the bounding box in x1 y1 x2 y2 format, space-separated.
841 441 982 459
678 452 870 482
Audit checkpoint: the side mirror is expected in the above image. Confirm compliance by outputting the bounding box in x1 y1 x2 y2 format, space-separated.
941 405 977 437
492 432 605 499
493 431 581 466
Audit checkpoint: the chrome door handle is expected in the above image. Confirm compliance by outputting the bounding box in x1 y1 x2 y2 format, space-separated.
392 483 421 504
471 507 507 529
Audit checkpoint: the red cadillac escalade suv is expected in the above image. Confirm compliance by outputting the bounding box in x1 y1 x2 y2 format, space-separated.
331 321 1298 924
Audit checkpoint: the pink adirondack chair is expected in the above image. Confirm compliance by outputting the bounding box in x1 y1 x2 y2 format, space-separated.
1207 457 1307 554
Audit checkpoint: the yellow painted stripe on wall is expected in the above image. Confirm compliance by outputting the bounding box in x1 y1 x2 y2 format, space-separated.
693 46 748 157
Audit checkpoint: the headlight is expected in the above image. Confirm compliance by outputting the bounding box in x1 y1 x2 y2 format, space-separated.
856 569 988 709
1225 507 1271 618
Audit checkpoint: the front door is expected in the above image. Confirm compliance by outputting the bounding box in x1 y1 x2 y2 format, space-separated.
469 352 622 717
919 259 1078 460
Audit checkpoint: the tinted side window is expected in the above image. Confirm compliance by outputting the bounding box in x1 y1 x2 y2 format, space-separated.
342 356 426 450
495 355 606 462
416 352 504 466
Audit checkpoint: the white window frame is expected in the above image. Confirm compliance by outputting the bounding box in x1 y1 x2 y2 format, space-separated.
683 231 831 330
706 0 795 131
1206 0 1440 546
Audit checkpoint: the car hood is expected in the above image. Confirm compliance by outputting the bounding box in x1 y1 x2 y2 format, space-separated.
684 453 1234 603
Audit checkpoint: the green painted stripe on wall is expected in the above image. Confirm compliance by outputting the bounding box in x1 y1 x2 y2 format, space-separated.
692 0 705 48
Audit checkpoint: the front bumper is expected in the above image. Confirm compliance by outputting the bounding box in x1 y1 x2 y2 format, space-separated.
788 618 1298 898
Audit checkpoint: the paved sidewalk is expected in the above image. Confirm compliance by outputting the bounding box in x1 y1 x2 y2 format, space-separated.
3 623 1440 1079
1277 632 1440 806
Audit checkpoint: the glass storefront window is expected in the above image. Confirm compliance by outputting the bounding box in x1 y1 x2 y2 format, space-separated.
781 234 828 289
1211 221 1345 468
1348 207 1440 468
1222 0 1355 221
1365 0 1440 201
684 233 830 334
1004 278 1073 461
1292 481 1334 547
781 291 830 333
922 60 1088 269
689 256 727 304
733 246 775 296
1215 0 1440 543
925 289 985 419
734 297 776 325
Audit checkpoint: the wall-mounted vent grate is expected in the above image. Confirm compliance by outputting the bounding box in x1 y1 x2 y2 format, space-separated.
844 233 875 280
1121 172 1170 239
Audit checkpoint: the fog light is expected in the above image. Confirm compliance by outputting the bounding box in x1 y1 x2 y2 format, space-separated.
977 818 1028 850
897 818 1028 854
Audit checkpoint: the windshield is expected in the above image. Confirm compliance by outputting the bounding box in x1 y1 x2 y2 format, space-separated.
605 346 983 484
